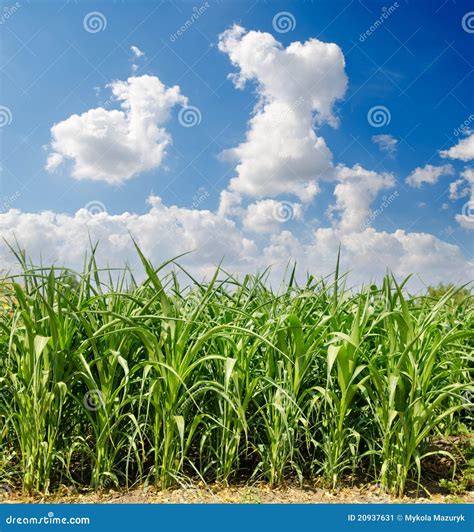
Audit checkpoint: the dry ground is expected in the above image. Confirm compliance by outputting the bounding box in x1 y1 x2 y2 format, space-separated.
2 483 473 505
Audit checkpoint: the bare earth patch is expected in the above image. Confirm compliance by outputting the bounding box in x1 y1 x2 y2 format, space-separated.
2 483 473 505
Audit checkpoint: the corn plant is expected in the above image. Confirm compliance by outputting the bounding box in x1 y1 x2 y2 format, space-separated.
0 245 471 496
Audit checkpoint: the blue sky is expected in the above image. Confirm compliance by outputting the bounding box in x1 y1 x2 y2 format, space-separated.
0 0 473 286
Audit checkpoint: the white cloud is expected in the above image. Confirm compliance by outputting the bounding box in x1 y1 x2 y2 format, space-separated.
452 168 474 230
130 45 144 58
328 164 395 232
449 167 474 203
217 25 347 203
217 190 242 217
439 133 474 228
449 178 470 200
46 75 187 184
406 163 454 188
440 132 474 162
460 167 474 186
371 134 397 153
242 200 303 233
455 213 474 230
262 227 472 289
0 196 258 279
7 26 471 290
1 199 472 290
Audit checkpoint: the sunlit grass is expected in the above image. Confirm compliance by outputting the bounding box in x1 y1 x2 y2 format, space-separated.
0 246 472 496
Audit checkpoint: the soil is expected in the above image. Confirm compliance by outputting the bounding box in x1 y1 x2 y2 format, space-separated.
1 483 473 505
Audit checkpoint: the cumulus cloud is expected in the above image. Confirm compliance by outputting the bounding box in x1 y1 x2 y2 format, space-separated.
242 200 303 233
371 134 397 153
262 227 472 288
46 75 187 184
130 45 144 58
0 196 257 279
449 176 471 200
452 168 474 230
440 132 474 162
217 25 347 203
8 26 471 289
405 163 454 188
328 164 395 232
456 214 474 230
438 134 474 228
449 179 465 200
1 199 472 290
459 167 474 186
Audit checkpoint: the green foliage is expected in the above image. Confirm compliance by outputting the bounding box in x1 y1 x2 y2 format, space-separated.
427 283 472 305
0 248 472 496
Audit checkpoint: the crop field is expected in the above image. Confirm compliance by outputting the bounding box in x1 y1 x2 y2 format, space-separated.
0 247 472 499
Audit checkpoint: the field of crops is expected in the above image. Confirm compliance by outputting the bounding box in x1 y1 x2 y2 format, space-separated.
0 247 472 498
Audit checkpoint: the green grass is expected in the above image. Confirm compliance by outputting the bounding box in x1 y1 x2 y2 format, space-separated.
0 247 472 497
